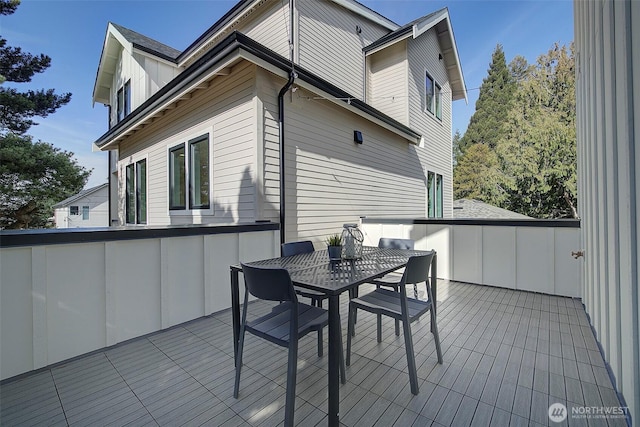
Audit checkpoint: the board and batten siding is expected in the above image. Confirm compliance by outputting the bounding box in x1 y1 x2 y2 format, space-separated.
407 28 453 217
575 0 639 422
297 0 389 100
117 61 259 226
110 49 179 126
367 40 409 125
257 69 429 245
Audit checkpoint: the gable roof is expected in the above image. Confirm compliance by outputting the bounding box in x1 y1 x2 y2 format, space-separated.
364 8 467 103
92 23 180 105
93 31 421 150
53 183 109 209
453 199 532 219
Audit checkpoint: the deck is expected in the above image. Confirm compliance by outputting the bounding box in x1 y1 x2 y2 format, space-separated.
0 280 627 426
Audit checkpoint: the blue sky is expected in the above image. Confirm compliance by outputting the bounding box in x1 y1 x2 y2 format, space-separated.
2 0 574 188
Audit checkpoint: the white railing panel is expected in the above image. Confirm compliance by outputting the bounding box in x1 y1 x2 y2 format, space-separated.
482 226 516 289
452 225 482 284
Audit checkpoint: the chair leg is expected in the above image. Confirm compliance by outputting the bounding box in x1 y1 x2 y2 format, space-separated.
339 332 346 384
284 340 298 427
395 319 400 336
346 304 355 366
431 308 443 364
317 328 323 357
377 314 382 343
233 324 246 398
400 318 419 395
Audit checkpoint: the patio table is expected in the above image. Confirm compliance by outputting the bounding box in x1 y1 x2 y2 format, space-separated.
230 246 437 426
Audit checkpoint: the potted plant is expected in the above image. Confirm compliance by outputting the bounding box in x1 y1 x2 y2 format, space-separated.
326 233 343 260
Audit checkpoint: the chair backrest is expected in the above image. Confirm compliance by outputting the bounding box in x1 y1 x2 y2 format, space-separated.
402 253 435 285
281 240 314 257
378 238 415 250
241 263 297 302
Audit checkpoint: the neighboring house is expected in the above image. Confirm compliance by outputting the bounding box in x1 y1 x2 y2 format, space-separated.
91 0 467 243
53 183 109 228
452 199 532 219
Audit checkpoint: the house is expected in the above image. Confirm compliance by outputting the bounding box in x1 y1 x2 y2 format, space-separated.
52 183 109 228
452 198 532 219
91 0 467 244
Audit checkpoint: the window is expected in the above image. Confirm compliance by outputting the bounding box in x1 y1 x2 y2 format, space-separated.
435 84 442 120
425 74 434 114
70 205 79 215
169 144 186 210
427 171 443 218
169 134 210 212
189 136 210 209
425 72 442 120
82 206 89 220
116 80 131 122
126 159 147 224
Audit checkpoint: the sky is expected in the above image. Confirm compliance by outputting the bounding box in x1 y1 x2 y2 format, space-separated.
1 0 574 188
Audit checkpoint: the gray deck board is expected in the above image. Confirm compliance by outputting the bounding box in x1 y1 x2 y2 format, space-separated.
0 280 627 426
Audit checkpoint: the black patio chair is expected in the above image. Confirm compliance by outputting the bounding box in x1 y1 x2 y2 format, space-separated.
368 238 416 337
346 253 443 395
281 241 328 308
234 263 345 426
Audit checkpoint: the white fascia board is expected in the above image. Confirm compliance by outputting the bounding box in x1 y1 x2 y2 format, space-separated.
413 9 468 105
330 0 399 30
92 24 133 105
364 32 412 56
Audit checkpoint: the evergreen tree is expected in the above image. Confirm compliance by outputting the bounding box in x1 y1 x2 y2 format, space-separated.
452 129 462 166
453 143 505 205
497 43 577 218
0 0 89 228
0 0 71 134
459 44 516 150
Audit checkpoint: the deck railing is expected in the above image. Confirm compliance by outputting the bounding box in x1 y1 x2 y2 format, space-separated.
0 222 279 381
361 218 582 298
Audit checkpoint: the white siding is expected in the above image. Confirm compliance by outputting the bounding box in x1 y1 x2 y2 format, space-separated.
407 28 453 217
575 0 639 422
367 40 409 125
110 49 179 126
241 0 290 59
258 69 429 245
117 61 258 226
297 0 389 99
54 187 109 229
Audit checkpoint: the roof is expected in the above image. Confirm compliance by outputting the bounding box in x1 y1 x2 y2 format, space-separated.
364 8 467 103
111 23 181 61
452 199 532 219
53 183 109 209
93 31 422 150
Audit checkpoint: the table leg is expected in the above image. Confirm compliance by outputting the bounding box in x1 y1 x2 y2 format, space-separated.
328 294 340 427
431 253 437 333
231 268 240 366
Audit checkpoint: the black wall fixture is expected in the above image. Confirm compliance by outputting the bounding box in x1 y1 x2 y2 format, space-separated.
354 130 363 144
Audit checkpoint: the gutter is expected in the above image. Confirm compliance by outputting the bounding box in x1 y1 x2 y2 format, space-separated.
278 71 296 247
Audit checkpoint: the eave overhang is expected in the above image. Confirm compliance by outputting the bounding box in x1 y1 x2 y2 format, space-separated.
364 8 468 104
93 32 421 151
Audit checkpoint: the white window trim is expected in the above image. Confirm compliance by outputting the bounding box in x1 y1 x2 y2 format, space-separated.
167 126 214 218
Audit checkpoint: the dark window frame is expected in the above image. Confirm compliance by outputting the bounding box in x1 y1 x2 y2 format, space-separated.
169 144 186 210
125 159 147 224
116 80 131 123
188 135 210 210
70 205 79 216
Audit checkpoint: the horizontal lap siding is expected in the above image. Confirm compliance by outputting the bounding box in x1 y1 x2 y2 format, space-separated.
287 93 425 241
118 62 258 225
407 29 453 217
368 40 409 125
241 0 290 59
297 0 389 99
